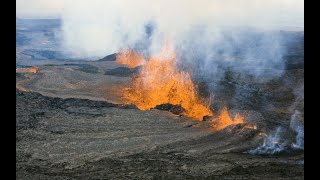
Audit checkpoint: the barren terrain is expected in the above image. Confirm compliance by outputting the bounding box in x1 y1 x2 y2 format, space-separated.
16 19 304 179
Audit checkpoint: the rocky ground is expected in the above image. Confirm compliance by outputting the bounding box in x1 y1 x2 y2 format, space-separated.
16 54 304 179
16 88 303 179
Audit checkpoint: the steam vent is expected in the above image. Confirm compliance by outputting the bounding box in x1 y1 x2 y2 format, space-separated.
17 1 304 179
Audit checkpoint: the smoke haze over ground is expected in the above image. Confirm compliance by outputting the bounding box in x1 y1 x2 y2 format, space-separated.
16 0 304 117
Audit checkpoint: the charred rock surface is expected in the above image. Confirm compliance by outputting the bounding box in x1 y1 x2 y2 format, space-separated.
16 89 303 179
64 64 99 74
104 66 142 77
154 103 185 116
104 67 134 77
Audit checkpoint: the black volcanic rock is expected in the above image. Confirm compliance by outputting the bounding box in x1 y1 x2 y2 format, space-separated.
104 66 142 77
21 49 65 60
77 64 99 74
202 115 213 121
154 103 185 115
104 67 133 77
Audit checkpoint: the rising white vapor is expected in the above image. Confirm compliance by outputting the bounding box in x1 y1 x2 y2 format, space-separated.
57 0 304 57
17 0 304 57
17 0 304 79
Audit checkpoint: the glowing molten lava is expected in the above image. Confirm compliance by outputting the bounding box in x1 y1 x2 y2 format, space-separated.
210 107 245 130
117 41 253 130
116 50 145 68
119 41 212 120
16 66 39 74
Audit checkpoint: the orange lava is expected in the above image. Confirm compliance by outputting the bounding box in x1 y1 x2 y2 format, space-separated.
210 107 245 130
16 66 39 74
122 41 212 120
116 49 145 68
118 40 254 130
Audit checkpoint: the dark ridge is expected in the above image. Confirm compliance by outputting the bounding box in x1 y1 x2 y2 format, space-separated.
21 49 65 60
16 65 33 68
76 64 99 74
63 64 99 74
16 88 137 110
98 53 117 61
16 89 137 131
104 66 142 77
16 88 140 130
16 89 116 110
104 67 133 77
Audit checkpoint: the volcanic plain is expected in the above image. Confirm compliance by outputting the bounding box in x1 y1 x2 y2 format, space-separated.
16 18 304 179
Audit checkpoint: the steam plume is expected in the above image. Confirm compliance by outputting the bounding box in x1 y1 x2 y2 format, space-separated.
249 110 304 155
17 0 304 79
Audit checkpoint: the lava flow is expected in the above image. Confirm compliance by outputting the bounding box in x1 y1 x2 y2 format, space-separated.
116 49 145 68
117 41 250 129
16 66 39 74
210 107 245 130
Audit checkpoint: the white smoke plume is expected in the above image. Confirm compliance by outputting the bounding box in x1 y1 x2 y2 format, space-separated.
248 127 287 155
249 110 304 155
290 110 304 149
17 0 304 78
289 84 304 150
57 0 304 57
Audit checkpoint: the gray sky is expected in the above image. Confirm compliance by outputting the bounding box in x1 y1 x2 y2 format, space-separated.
16 0 68 18
17 0 304 57
16 0 304 20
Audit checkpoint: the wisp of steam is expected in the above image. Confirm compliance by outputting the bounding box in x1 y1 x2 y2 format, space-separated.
290 110 304 150
249 110 304 155
249 127 287 155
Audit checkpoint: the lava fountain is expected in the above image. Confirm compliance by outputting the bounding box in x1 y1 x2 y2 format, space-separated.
210 107 245 130
116 49 145 68
117 40 250 129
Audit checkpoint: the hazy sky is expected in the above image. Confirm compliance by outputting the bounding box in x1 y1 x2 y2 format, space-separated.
17 0 304 57
17 0 304 19
16 0 304 31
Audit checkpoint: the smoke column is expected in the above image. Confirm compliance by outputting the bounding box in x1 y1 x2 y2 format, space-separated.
290 110 304 149
249 110 304 155
17 0 304 78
